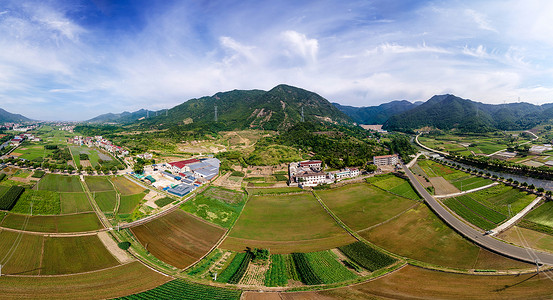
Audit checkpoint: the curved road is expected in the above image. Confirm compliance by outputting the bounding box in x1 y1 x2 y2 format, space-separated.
402 163 553 266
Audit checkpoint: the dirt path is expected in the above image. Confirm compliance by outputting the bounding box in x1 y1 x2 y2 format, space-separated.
97 231 134 264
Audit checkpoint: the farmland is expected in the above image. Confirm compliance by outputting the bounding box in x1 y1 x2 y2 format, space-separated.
265 254 287 287
60 192 93 213
360 204 525 269
338 241 397 272
10 189 60 215
416 159 493 191
112 176 146 195
0 185 25 211
131 210 225 268
304 250 357 284
443 197 497 230
0 230 43 275
38 174 83 193
216 251 252 284
317 183 417 231
84 176 114 192
0 212 103 233
94 191 117 212
524 201 553 228
366 173 420 200
221 192 355 253
499 226 553 253
247 187 303 195
418 132 530 156
119 192 145 214
0 261 170 299
465 184 536 215
181 186 246 228
118 279 242 300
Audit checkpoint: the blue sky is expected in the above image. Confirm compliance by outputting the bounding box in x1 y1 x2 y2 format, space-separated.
0 0 552 120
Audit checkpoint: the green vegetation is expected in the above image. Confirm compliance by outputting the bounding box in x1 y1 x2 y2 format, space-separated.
216 252 252 284
181 187 245 228
0 186 25 210
60 193 92 214
417 159 493 190
305 250 357 283
0 173 6 182
467 184 535 215
118 241 131 250
338 242 397 271
366 173 420 200
38 174 83 193
265 254 287 287
450 195 507 225
187 249 224 277
291 252 323 285
94 191 117 212
0 212 103 233
246 144 304 166
119 193 145 214
85 176 114 192
11 190 60 215
155 197 173 208
117 279 242 300
525 202 553 228
443 198 497 230
31 170 45 178
317 183 417 231
41 235 119 275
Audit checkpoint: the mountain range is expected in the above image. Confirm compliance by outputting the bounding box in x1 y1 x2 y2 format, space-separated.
82 86 553 133
0 108 31 123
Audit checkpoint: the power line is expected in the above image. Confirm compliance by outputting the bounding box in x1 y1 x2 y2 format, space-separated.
214 105 218 122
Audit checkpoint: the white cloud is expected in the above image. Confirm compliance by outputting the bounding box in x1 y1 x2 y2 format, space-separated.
464 9 496 32
280 30 319 63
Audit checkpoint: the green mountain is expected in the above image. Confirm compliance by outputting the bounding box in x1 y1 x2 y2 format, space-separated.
0 108 31 123
383 94 553 132
140 84 352 130
86 109 157 123
333 100 421 124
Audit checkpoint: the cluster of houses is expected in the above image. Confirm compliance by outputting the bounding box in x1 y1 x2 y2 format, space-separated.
289 160 360 188
10 133 41 146
133 157 221 197
70 135 129 157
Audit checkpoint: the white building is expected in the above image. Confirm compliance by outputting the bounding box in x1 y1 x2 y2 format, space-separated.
373 154 399 166
296 170 327 187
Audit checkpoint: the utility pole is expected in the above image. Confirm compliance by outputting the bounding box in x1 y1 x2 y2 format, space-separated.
535 259 540 273
166 109 168 117
147 110 149 118
301 107 304 122
0 264 2 277
214 105 218 122
30 202 33 216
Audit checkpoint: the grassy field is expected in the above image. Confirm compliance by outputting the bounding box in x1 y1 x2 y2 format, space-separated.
131 210 226 269
1 212 103 233
305 250 358 284
10 189 61 215
247 187 303 195
41 235 119 275
60 192 93 213
38 174 83 193
181 186 246 228
360 204 520 269
0 229 43 275
318 183 417 231
0 261 170 299
524 201 553 228
443 195 507 230
16 143 49 161
221 192 355 253
499 226 553 253
94 191 117 212
418 133 529 156
467 184 536 215
118 193 144 214
418 159 494 191
111 176 146 195
84 176 115 192
366 174 420 199
118 279 242 300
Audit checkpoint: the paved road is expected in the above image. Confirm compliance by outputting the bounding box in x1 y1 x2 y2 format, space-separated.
402 163 553 266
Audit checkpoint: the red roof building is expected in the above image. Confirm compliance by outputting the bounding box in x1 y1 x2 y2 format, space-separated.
168 159 200 170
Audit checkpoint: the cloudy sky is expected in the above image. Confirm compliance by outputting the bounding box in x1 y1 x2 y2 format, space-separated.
1 0 552 120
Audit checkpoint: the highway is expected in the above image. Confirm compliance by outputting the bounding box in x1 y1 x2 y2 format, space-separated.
402 163 553 266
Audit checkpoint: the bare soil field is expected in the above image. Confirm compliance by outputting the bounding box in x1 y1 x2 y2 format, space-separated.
131 210 226 269
429 176 460 195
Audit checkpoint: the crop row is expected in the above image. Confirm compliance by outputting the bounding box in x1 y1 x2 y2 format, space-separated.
305 251 357 284
455 195 506 224
291 253 323 285
117 279 242 300
187 249 223 277
0 173 6 182
216 251 252 284
0 186 25 210
265 254 287 287
338 241 397 271
443 198 496 230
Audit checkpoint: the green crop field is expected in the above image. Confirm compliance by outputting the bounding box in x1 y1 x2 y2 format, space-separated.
317 183 417 231
181 187 246 228
16 144 50 161
0 261 170 299
60 192 93 213
111 176 146 195
450 195 507 225
467 184 535 215
117 279 242 300
443 198 497 230
94 191 117 212
1 212 103 233
338 241 397 272
450 176 493 191
525 202 553 228
305 250 357 284
0 230 43 275
119 193 145 214
221 192 355 253
41 235 119 275
265 254 288 287
38 174 83 193
216 251 252 284
366 174 420 199
85 176 115 192
247 187 303 195
10 190 61 215
419 160 493 191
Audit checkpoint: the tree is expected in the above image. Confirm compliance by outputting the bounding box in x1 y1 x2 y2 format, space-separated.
133 164 144 174
365 164 378 173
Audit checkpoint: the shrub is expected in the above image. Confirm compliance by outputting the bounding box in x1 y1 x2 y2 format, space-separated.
155 197 173 208
231 171 245 177
118 241 131 250
0 186 25 210
32 170 45 178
